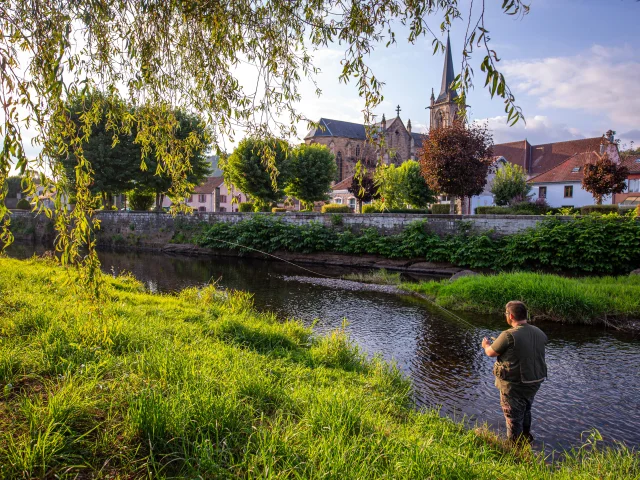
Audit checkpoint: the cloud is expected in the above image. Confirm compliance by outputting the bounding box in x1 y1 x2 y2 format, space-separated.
502 45 640 127
474 115 587 145
618 129 640 150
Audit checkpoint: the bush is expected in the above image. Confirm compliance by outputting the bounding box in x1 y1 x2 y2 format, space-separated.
15 198 30 210
362 204 381 214
272 207 287 213
475 206 512 215
128 189 154 211
321 204 351 213
384 209 429 214
195 214 640 275
431 204 455 214
581 205 619 215
238 202 254 212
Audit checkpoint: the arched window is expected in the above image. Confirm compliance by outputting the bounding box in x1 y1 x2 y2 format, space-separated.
348 197 356 211
355 144 361 158
336 152 343 181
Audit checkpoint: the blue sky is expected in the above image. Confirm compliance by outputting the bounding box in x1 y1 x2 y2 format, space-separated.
294 0 640 148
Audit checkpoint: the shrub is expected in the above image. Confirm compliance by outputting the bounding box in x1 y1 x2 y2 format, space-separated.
362 204 381 214
475 206 512 215
384 209 429 214
581 205 619 215
272 207 287 213
128 189 154 211
490 163 531 206
431 204 455 214
321 204 351 213
238 202 254 212
15 198 30 210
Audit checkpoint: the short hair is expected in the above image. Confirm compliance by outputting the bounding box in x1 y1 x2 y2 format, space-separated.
506 301 528 321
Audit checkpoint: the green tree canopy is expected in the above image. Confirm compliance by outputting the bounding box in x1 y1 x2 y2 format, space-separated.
5 176 23 199
399 160 437 209
57 92 142 207
222 138 291 207
285 144 336 210
136 110 212 210
490 162 531 206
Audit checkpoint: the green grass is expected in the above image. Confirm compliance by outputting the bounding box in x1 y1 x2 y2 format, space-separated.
0 257 638 478
342 268 402 285
403 272 640 325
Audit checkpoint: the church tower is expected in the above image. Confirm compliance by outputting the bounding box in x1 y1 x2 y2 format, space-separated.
429 33 460 130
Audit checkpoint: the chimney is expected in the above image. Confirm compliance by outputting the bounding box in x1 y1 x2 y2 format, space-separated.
407 119 412 134
606 129 615 143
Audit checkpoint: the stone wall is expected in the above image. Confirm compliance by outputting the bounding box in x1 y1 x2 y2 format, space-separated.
8 210 578 249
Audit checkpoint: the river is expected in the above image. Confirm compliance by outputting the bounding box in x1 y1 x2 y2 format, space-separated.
6 244 640 452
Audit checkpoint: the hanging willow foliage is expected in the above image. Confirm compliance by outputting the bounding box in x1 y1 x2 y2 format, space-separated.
0 0 528 294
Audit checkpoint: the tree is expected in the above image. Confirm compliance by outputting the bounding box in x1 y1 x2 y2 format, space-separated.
374 164 405 210
400 160 437 209
222 138 291 208
582 153 629 205
348 171 378 213
491 163 531 206
57 93 142 208
285 144 336 210
136 110 212 210
419 122 494 214
1 0 529 290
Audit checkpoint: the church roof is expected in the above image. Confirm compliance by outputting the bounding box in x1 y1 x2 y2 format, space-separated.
436 34 458 104
305 118 367 140
411 132 426 148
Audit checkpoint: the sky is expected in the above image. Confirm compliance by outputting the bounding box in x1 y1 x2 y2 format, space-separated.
289 0 640 149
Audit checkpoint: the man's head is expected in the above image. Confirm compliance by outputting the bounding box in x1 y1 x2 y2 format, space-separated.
505 301 528 325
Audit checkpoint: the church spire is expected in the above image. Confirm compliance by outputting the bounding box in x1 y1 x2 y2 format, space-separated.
437 33 458 103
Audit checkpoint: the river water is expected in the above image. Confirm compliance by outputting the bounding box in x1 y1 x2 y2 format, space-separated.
6 244 640 452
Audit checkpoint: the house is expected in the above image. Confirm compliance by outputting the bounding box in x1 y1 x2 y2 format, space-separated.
330 176 357 211
487 134 622 209
614 152 640 208
162 176 249 212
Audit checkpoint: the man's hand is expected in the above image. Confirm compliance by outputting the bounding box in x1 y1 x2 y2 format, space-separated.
482 337 499 357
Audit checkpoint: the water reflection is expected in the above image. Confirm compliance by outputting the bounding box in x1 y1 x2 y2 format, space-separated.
6 245 640 451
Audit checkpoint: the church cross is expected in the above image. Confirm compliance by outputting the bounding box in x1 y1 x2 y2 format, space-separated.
396 105 401 117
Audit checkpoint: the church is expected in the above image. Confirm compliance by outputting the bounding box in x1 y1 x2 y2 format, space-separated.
304 35 460 182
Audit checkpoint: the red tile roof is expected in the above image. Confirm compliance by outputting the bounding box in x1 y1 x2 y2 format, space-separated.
194 176 224 194
620 152 640 174
493 137 606 176
332 175 354 191
529 151 600 184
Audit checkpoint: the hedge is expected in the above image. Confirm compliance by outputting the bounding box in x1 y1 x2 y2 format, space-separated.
194 215 640 275
431 204 455 214
238 202 254 212
581 205 619 215
272 207 287 213
362 205 381 214
321 204 351 213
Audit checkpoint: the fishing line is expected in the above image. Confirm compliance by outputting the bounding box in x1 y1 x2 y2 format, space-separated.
212 238 483 334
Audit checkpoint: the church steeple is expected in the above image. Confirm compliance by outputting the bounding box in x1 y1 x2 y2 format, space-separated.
429 33 460 131
437 33 458 103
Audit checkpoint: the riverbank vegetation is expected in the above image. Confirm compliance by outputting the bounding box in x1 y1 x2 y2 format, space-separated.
403 272 640 325
192 214 640 275
0 257 638 478
342 269 402 285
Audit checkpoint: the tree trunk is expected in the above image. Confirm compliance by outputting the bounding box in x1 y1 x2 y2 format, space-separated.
357 199 363 213
155 193 163 211
596 195 603 205
449 195 456 214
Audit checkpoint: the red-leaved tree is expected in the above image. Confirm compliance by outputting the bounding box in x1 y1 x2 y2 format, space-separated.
419 122 494 214
582 153 629 205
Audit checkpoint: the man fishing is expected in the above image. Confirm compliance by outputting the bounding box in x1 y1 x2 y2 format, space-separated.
481 301 548 445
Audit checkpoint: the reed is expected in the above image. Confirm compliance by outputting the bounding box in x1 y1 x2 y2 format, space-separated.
341 268 402 285
403 272 640 324
0 257 637 478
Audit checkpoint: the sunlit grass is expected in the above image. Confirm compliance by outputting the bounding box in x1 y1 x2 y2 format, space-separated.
403 272 640 324
342 268 402 285
0 257 637 478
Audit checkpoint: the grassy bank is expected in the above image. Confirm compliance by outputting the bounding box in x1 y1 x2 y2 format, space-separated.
403 272 640 325
0 258 637 478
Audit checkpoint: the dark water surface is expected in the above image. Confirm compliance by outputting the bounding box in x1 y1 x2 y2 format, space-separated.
7 244 640 452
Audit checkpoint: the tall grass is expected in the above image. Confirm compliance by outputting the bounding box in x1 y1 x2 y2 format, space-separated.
342 268 402 285
0 257 637 478
403 272 640 324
